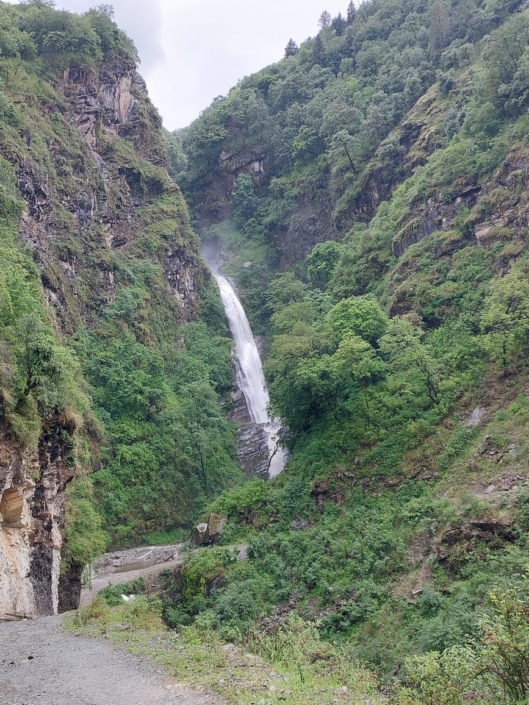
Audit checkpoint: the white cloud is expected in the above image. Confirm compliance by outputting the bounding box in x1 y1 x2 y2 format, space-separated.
7 0 351 129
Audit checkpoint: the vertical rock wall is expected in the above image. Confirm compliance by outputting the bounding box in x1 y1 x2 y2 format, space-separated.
0 418 74 618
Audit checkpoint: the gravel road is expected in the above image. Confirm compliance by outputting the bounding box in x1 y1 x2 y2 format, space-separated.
0 616 220 705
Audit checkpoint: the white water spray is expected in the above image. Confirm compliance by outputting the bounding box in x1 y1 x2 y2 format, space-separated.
215 275 287 477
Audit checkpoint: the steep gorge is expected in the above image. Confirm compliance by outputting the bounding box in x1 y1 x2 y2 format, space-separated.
5 0 529 699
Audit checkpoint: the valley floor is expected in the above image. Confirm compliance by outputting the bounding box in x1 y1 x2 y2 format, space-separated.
0 616 221 705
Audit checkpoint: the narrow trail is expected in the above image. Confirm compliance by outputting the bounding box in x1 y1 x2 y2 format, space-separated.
0 615 221 705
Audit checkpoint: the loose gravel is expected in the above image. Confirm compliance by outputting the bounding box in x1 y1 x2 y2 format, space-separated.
0 615 221 705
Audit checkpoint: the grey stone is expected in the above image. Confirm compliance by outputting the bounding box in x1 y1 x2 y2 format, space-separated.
190 523 209 548
464 407 485 427
189 514 228 548
208 514 227 543
290 518 309 531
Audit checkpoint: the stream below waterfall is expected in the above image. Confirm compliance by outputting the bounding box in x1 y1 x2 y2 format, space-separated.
214 274 287 477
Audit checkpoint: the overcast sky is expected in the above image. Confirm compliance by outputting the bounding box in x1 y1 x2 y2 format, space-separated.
9 0 350 130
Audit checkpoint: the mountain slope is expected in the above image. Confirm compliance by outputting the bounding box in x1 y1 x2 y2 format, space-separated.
161 0 529 694
0 1 241 617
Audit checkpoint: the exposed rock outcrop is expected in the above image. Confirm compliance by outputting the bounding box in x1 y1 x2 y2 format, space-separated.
226 331 275 479
234 424 271 480
0 416 75 618
1 49 207 615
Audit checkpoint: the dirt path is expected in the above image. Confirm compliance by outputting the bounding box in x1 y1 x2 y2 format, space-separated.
0 615 221 705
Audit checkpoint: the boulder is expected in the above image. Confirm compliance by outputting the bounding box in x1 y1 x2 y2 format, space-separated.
208 514 227 543
190 522 209 548
190 514 227 548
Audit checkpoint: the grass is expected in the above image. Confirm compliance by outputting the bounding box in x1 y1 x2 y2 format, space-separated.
66 599 384 704
140 528 189 546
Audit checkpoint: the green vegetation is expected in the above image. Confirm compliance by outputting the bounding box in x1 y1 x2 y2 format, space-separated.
71 569 529 704
5 0 529 700
158 0 529 700
0 0 243 587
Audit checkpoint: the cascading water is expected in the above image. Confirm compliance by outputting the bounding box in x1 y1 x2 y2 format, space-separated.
214 275 287 477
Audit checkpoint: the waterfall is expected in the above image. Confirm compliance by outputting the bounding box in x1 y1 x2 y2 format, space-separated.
215 275 287 477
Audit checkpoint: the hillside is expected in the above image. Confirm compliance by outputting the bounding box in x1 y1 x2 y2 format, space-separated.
3 0 529 701
161 0 529 700
0 1 241 617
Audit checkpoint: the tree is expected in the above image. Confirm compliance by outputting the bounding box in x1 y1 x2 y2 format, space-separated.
312 34 325 66
481 265 529 372
164 129 188 180
479 575 529 702
266 323 335 433
483 14 529 107
347 1 356 24
318 11 331 28
232 173 259 226
379 318 441 405
284 38 299 58
93 4 114 18
330 334 386 425
326 296 388 345
306 241 344 290
329 129 361 174
429 1 453 58
267 272 307 313
331 12 347 36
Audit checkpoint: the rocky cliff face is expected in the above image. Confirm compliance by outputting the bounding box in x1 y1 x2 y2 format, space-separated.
0 416 75 617
0 42 207 617
228 382 270 480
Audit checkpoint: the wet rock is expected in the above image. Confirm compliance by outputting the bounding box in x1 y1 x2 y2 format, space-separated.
436 518 515 570
58 560 83 613
290 518 309 531
235 423 270 479
1 415 78 618
310 479 345 507
208 514 227 543
229 386 251 423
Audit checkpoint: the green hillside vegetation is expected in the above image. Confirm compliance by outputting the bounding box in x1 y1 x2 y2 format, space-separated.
159 0 529 699
0 0 242 575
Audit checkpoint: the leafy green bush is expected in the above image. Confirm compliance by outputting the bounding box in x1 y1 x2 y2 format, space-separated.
99 578 146 607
